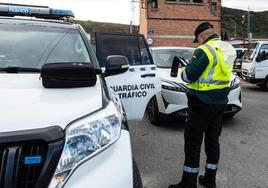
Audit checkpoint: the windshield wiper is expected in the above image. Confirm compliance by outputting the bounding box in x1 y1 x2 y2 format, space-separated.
0 67 40 73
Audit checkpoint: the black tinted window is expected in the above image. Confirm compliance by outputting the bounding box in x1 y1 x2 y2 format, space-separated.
96 33 153 67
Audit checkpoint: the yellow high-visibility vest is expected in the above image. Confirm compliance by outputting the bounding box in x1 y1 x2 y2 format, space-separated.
188 38 236 91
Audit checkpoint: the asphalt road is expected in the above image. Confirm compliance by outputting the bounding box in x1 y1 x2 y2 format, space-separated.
130 80 268 188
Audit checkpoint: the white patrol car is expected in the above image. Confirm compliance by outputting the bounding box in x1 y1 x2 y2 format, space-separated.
0 4 161 188
147 47 242 125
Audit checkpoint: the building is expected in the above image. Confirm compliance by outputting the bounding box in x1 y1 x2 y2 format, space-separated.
140 0 221 47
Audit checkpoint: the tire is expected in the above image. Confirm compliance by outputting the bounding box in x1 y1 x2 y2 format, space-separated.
265 77 268 90
224 113 236 118
133 160 143 188
147 96 160 126
258 77 268 90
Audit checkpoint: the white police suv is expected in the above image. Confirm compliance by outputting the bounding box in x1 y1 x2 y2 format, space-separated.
147 47 242 125
0 4 161 188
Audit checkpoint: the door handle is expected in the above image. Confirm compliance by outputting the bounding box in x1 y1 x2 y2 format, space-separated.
141 73 156 78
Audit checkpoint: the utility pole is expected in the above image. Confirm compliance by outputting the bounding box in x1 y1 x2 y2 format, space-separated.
247 5 252 44
130 0 139 34
234 22 237 39
242 15 245 47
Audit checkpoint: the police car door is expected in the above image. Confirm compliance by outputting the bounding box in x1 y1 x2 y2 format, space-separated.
95 32 161 121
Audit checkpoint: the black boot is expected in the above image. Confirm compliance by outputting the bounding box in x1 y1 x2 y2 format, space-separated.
168 181 187 188
198 168 216 188
168 172 198 188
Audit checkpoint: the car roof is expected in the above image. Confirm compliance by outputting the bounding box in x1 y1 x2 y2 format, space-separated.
0 17 78 29
150 46 195 50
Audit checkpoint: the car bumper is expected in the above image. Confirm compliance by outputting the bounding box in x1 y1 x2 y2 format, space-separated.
64 130 133 188
242 75 265 84
158 86 242 116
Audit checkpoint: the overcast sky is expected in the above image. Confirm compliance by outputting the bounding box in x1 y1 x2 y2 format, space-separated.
1 0 268 24
222 0 268 12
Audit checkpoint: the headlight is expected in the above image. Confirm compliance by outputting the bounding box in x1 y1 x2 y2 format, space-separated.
161 79 187 92
49 102 122 188
248 67 255 77
230 76 240 90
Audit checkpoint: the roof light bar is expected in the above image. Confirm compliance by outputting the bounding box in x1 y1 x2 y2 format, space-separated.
0 4 75 19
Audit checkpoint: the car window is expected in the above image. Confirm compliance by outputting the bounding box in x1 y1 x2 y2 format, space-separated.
259 44 268 61
244 43 258 61
138 36 151 65
0 24 91 69
152 49 194 68
96 33 154 67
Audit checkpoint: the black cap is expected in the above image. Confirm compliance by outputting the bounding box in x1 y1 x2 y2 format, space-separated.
193 22 214 43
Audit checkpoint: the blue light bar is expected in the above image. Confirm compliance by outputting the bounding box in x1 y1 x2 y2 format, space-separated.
0 4 75 19
50 9 74 18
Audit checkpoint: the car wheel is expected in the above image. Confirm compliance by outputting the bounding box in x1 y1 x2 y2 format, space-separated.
265 77 268 90
224 113 236 118
133 160 143 188
258 77 268 90
147 96 160 126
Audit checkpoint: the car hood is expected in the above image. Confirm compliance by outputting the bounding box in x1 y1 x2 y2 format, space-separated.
158 68 237 84
0 74 103 132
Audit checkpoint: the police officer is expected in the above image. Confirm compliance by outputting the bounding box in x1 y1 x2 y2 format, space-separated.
168 22 236 188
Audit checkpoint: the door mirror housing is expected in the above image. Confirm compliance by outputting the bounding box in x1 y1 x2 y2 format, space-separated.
105 55 129 77
41 63 97 88
170 56 185 77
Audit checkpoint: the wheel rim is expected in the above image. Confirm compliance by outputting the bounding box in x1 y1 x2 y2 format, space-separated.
147 100 155 121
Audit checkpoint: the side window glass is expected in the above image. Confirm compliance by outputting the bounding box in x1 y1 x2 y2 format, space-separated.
259 44 268 61
97 34 151 67
138 37 153 65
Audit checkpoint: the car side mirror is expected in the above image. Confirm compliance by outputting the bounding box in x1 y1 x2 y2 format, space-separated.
105 55 129 77
41 63 97 88
170 56 184 77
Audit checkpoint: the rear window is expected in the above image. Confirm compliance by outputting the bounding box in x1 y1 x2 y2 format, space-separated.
0 24 91 69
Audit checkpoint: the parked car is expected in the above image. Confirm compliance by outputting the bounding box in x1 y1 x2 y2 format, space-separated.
242 41 268 90
147 47 242 125
233 48 247 76
0 4 161 188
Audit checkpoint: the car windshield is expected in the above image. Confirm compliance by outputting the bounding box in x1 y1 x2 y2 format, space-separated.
152 49 195 68
244 43 258 62
0 24 91 70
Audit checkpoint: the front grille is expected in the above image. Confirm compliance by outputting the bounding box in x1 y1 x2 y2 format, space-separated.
242 69 248 76
0 126 64 188
0 141 48 188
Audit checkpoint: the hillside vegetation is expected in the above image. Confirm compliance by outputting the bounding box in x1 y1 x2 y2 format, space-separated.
77 7 268 40
221 7 268 39
78 20 138 39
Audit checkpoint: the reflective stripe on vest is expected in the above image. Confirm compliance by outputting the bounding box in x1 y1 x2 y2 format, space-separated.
188 39 233 91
